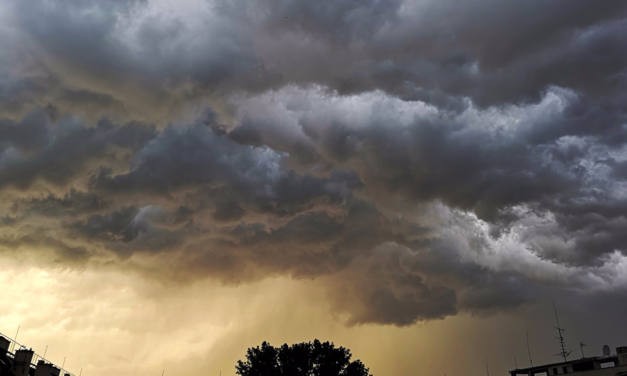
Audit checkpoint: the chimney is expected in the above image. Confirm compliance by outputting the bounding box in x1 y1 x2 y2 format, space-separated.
617 347 627 366
13 349 34 376
0 337 10 353
34 360 61 376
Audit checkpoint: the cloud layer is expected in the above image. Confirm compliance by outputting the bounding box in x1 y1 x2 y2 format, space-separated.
1 0 627 328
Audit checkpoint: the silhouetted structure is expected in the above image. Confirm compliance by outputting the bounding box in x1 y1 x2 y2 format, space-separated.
236 339 372 376
553 301 571 363
510 346 627 376
0 333 75 376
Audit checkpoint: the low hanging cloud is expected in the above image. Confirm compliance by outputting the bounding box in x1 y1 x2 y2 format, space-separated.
1 0 627 327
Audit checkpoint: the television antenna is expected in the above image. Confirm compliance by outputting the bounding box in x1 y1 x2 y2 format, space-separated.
553 300 572 362
579 342 587 358
603 345 611 357
527 329 534 367
10 326 20 353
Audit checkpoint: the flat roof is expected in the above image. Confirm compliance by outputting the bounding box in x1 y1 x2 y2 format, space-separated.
510 357 619 373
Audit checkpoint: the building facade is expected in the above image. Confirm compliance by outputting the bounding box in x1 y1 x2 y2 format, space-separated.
0 334 73 376
510 347 627 376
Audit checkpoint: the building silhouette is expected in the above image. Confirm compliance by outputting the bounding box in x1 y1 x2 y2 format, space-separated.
0 333 75 376
510 346 627 376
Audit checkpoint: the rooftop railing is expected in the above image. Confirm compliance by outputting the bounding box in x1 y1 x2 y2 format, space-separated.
0 331 77 376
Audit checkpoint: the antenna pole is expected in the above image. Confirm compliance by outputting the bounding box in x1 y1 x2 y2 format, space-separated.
485 358 490 376
527 330 534 367
44 345 48 358
579 342 586 358
553 300 569 362
11 326 20 352
515 355 518 369
62 357 66 368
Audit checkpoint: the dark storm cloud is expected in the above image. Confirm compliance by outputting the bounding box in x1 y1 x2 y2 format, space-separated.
328 244 458 326
225 90 627 326
17 189 109 217
229 85 627 268
358 1 627 106
7 0 626 119
0 111 156 189
71 207 143 243
2 0 627 326
0 232 91 266
9 0 277 120
257 0 402 41
92 122 351 219
0 109 468 324
171 198 398 282
0 95 621 325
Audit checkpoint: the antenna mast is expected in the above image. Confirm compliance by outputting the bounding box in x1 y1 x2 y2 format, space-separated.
527 330 534 367
485 358 490 376
553 300 571 362
579 342 587 359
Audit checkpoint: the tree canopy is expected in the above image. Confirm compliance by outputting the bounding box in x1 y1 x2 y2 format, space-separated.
236 340 373 376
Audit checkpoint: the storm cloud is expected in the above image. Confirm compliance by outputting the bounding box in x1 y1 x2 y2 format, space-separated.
1 0 627 328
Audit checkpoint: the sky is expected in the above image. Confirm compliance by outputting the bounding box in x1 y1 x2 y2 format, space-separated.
1 0 627 375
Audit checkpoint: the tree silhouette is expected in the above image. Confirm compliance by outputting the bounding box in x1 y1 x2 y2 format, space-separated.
236 340 372 376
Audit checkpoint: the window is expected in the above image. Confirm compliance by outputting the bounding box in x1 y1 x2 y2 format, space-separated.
573 361 595 372
553 368 558 375
562 367 568 374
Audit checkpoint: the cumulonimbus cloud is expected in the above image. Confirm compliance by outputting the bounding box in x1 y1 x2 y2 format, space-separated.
1 0 627 326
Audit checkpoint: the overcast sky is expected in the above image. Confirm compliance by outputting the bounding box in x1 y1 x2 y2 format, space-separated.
1 0 627 375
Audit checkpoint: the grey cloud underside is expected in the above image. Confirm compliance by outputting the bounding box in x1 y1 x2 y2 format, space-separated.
5 0 627 118
232 87 627 264
1 0 627 326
